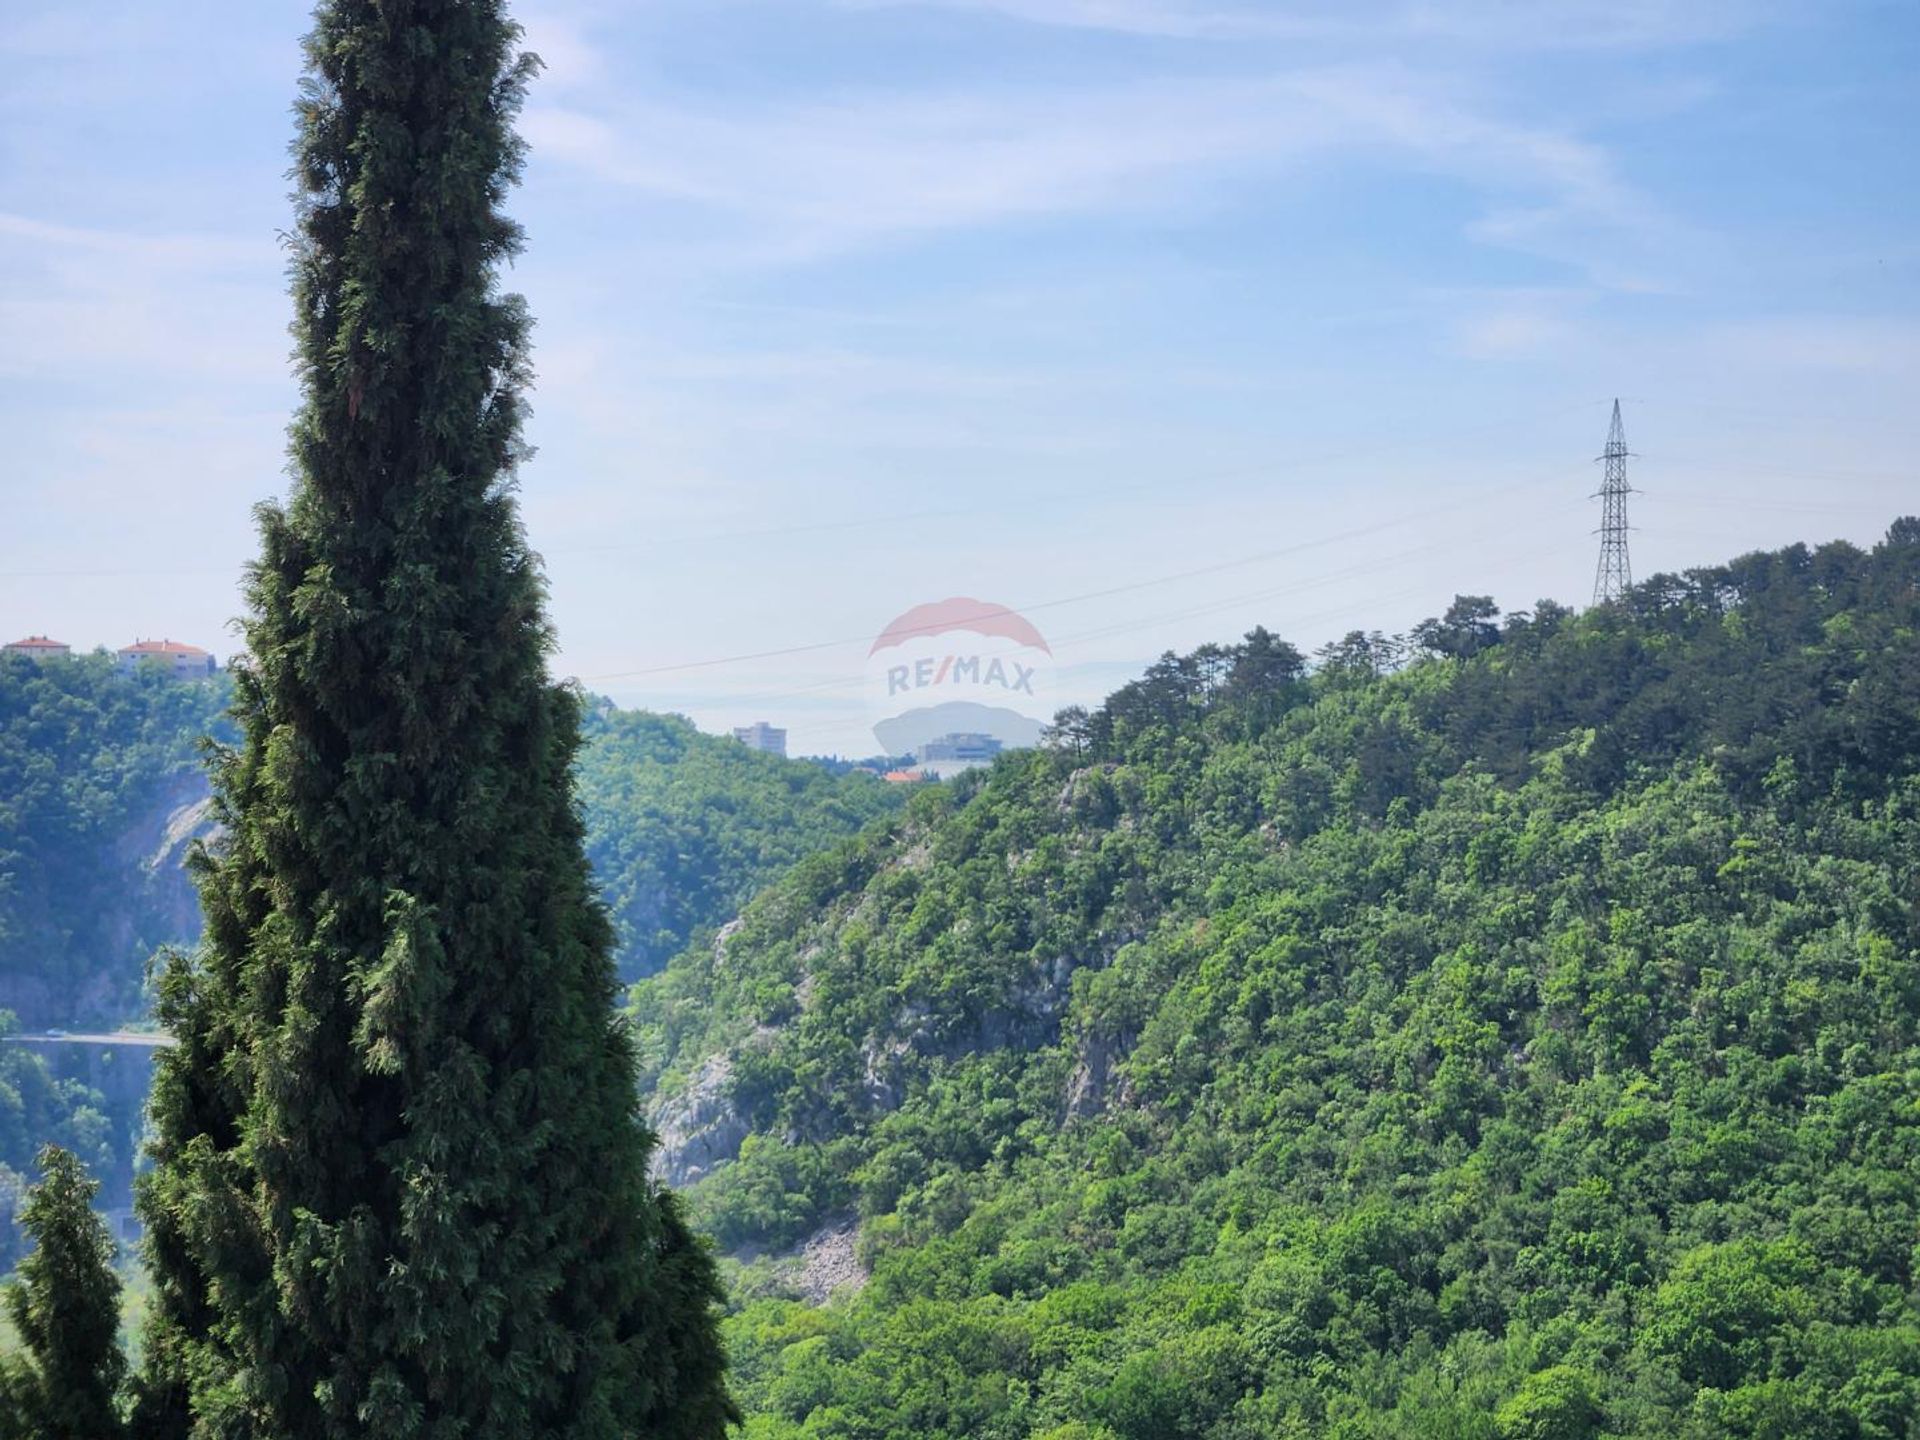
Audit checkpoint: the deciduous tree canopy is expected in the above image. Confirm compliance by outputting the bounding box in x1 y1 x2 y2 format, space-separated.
634 525 1920 1439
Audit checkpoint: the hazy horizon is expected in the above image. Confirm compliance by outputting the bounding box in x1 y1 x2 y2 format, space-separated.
4 0 1914 755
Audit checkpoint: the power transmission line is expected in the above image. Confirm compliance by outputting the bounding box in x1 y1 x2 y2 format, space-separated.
1 398 1623 582
576 469 1579 683
656 524 1579 719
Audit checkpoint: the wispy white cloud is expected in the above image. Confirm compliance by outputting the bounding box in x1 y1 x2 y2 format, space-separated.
1291 73 1688 286
524 81 1283 253
524 62 1661 280
1445 288 1587 359
0 212 282 382
0 212 264 267
832 0 1764 48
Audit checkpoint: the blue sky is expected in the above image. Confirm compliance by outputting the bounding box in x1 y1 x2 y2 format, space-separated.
2 0 1915 755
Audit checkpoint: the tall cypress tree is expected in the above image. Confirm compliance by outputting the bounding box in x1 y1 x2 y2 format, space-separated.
134 2 732 1435
0 1147 126 1440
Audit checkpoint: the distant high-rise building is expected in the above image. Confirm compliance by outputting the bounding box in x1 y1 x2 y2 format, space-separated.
3 635 72 662
732 721 787 757
117 639 217 680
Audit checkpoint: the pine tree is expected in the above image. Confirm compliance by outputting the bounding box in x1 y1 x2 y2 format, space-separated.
133 1 733 1434
0 1146 126 1440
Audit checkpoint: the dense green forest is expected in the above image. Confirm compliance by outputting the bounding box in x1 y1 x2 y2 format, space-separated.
0 663 898 1027
0 654 231 1029
0 654 228 1271
630 524 1920 1439
0 664 895 1263
577 706 902 980
0 1026 111 1273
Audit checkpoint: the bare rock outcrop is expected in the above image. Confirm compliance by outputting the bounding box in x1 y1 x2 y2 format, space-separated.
1065 1028 1137 1121
648 1054 750 1186
791 1216 866 1304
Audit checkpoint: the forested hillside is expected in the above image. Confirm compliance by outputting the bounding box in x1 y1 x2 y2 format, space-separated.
632 524 1920 1439
0 654 229 1029
0 670 897 1264
0 665 899 1028
578 707 902 981
0 1022 112 1274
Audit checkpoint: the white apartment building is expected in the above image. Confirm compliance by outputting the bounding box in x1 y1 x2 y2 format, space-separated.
732 721 787 757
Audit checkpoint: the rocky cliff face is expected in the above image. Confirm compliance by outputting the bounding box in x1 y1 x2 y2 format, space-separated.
0 770 216 1029
3 694 898 1034
119 770 217 950
648 1053 753 1187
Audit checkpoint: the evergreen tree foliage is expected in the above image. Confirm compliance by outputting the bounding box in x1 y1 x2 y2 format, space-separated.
0 1016 116 1274
135 2 732 1434
0 1145 125 1440
0 648 890 1029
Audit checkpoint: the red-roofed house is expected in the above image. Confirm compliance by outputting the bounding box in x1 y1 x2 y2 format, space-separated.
117 639 217 680
3 635 72 662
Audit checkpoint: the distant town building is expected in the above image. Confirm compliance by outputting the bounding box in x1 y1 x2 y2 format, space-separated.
915 731 1003 780
117 639 217 680
732 721 787 757
883 768 929 784
3 635 71 662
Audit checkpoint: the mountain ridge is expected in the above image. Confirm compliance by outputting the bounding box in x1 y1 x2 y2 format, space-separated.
631 524 1920 1439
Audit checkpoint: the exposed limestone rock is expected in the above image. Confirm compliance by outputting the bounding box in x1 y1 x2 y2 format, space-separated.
732 1215 867 1305
150 792 217 873
1065 1028 1137 1121
0 770 222 1027
854 955 1079 1116
1056 762 1119 816
791 1216 866 1304
860 1025 916 1111
648 1054 750 1186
